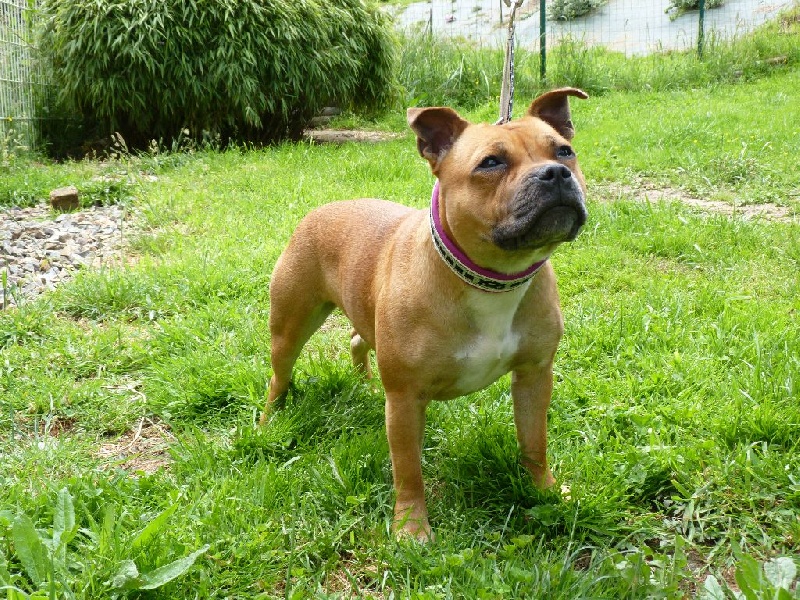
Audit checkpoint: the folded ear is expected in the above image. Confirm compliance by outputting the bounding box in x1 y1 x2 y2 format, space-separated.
407 106 470 171
527 87 588 141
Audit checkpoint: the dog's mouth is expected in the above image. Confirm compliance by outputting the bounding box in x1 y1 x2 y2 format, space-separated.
491 164 587 251
493 203 586 251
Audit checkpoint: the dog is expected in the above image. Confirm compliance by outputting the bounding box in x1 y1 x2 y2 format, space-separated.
262 88 589 540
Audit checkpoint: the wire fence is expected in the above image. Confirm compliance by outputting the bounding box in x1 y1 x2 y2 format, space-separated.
392 0 794 56
0 0 47 151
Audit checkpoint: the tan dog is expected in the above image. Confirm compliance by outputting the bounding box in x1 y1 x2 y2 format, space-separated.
263 88 589 540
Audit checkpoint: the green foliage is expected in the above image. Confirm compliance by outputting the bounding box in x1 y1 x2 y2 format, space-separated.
397 5 800 109
109 544 210 592
0 127 29 171
1 488 76 597
548 0 607 21
702 549 799 599
397 30 511 108
0 303 51 349
0 144 143 209
0 486 209 598
667 0 725 21
35 0 395 147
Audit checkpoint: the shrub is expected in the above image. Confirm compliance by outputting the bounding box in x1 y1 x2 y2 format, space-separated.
666 0 724 20
35 0 396 148
547 0 607 21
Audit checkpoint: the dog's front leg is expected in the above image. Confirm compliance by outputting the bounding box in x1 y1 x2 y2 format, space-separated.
385 390 432 541
512 364 557 489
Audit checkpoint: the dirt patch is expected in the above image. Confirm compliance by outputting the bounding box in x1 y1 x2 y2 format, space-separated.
304 129 400 144
42 415 79 437
681 548 710 597
594 182 796 222
294 550 388 600
674 196 793 220
97 416 175 475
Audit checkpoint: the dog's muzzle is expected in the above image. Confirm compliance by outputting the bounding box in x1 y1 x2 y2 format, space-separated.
491 164 587 251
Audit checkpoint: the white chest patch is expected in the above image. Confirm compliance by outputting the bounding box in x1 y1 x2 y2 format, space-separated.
450 283 529 394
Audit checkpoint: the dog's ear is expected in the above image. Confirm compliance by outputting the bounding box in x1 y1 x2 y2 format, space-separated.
527 88 588 141
407 107 469 171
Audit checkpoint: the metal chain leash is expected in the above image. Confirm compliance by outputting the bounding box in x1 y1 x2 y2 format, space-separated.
497 0 524 124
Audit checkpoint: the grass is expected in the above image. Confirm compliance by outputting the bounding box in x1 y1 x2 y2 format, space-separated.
2 36 800 600
396 3 800 108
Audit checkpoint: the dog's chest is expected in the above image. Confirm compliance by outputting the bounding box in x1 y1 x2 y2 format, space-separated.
447 285 528 395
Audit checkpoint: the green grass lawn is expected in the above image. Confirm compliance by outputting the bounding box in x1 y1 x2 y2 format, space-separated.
1 68 799 598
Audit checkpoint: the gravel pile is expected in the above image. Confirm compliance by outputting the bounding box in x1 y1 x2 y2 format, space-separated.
1 203 130 308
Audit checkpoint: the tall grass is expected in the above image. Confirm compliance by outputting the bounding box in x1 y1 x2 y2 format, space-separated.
397 3 800 108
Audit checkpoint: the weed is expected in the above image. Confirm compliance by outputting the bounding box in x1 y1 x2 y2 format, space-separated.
0 126 29 171
702 546 799 599
0 487 209 598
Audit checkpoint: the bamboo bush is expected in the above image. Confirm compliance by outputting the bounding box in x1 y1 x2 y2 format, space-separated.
35 0 396 147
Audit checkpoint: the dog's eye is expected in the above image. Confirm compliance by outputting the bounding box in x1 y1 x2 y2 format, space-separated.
477 155 505 170
556 146 575 159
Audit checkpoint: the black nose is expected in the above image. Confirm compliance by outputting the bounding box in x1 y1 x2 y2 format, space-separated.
535 164 572 182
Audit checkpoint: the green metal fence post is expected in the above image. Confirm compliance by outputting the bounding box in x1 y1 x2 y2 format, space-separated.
539 0 546 80
698 0 706 58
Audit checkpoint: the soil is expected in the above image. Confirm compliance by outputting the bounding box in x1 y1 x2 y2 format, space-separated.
594 182 796 222
304 129 400 144
96 417 174 475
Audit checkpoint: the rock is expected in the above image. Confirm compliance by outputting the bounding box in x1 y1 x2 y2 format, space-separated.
0 202 136 308
49 186 81 212
308 116 332 128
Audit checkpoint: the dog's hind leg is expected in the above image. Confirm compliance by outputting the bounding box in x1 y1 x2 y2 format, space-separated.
350 329 373 379
261 236 337 424
260 299 334 424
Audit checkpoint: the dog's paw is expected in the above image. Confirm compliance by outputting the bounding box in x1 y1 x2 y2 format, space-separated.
394 521 434 544
393 507 433 543
523 459 557 490
538 469 557 490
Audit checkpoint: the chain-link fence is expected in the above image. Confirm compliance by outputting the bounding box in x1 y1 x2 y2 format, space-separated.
0 0 46 151
392 0 793 56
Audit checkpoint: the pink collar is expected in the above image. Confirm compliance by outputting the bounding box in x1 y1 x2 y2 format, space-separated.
429 180 547 293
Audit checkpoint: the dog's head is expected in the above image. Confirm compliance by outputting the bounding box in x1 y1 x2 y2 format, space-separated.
408 88 588 272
